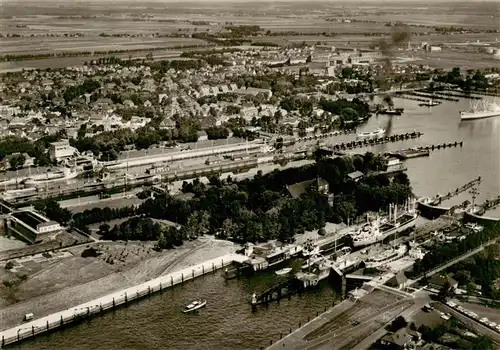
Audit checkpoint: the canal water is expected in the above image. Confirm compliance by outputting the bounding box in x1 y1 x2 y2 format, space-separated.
13 95 500 350
16 270 337 350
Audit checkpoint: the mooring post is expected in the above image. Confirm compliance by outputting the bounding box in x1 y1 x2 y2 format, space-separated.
46 320 49 330
171 276 173 286
222 259 224 267
181 273 184 283
202 265 204 274
2 335 4 347
192 269 194 279
113 297 115 308
316 311 319 317
100 303 103 312
125 292 128 304
270 340 273 345
32 326 34 335
280 333 283 339
289 328 292 334
160 282 162 291
148 286 151 295
308 316 310 322
60 315 63 326
299 321 301 328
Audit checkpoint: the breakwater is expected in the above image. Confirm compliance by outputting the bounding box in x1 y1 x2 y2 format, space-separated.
0 254 248 347
329 131 422 151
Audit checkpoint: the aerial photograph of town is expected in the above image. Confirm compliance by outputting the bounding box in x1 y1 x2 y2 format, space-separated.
0 0 499 349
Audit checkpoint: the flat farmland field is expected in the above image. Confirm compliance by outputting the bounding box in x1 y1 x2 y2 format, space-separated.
412 49 500 70
0 37 207 55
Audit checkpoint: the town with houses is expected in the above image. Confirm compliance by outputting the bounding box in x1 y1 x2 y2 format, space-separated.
0 4 500 350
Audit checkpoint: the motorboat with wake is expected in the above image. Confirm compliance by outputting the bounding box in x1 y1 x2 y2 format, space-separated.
182 300 206 313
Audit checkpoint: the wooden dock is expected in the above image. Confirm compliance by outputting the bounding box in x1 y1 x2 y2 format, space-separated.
386 141 464 160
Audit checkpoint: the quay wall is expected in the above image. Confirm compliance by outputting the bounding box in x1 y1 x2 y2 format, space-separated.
0 253 248 348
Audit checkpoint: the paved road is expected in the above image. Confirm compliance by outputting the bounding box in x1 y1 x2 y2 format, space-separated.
435 303 500 347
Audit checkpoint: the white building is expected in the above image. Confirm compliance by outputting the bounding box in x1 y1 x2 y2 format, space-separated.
37 221 62 234
49 140 77 161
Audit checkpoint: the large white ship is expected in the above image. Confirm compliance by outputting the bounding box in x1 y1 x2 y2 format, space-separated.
460 100 500 121
349 198 418 248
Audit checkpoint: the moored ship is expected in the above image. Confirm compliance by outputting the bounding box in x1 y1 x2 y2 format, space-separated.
364 244 408 268
349 198 418 248
460 100 500 121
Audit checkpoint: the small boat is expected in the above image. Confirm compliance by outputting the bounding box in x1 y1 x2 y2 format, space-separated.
275 268 292 276
419 99 441 107
182 300 206 313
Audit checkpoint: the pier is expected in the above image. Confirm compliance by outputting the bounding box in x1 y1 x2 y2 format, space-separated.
251 277 305 310
328 131 423 152
0 253 248 347
386 141 463 160
401 91 459 102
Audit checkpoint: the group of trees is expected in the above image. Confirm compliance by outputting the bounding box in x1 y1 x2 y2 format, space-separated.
58 154 411 250
63 79 100 103
434 67 490 92
418 319 494 350
0 132 64 168
319 98 370 124
205 127 230 140
412 224 500 285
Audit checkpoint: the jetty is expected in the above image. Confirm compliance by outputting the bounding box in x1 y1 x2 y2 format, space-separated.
386 141 463 160
401 91 459 102
0 253 248 347
328 131 423 152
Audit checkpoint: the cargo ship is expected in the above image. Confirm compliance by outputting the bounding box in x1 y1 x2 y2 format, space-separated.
349 198 418 248
460 100 500 121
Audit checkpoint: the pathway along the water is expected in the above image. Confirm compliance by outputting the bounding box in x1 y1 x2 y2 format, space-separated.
12 96 500 350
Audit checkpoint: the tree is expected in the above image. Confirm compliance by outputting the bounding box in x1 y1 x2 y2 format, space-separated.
98 223 110 236
388 316 408 332
9 153 25 169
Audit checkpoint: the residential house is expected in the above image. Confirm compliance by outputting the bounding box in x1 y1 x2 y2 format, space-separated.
378 328 421 349
286 177 329 198
386 271 409 290
197 130 208 142
348 171 364 182
159 117 176 130
428 274 458 291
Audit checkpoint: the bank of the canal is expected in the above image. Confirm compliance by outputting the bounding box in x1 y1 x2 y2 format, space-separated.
15 269 338 350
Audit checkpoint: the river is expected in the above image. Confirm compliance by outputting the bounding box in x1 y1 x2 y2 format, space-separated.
12 95 500 349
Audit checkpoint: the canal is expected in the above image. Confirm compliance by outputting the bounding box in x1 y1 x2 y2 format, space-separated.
16 270 337 350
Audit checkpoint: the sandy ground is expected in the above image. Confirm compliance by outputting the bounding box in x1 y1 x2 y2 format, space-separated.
0 236 238 330
0 236 27 252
